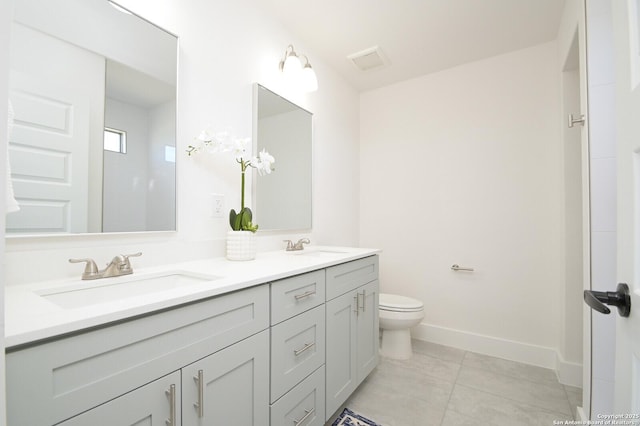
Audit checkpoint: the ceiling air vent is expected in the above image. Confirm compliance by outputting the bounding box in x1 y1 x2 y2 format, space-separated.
347 46 388 71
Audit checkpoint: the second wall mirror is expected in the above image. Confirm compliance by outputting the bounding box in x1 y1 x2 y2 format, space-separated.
253 84 312 231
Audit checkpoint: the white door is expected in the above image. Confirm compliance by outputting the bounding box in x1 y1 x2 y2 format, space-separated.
612 0 640 415
7 23 104 233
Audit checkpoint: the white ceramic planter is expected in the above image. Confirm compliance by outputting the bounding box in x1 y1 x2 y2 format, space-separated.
226 230 256 261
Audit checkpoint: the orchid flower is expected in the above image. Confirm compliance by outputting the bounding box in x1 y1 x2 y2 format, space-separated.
187 128 276 232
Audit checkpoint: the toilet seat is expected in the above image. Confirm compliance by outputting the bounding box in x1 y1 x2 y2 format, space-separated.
379 293 423 312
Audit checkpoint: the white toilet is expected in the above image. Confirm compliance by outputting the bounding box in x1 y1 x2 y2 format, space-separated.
378 293 425 360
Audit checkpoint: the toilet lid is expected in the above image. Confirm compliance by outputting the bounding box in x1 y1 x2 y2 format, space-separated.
379 293 424 312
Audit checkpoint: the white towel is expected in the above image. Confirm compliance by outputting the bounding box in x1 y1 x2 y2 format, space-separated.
6 100 19 213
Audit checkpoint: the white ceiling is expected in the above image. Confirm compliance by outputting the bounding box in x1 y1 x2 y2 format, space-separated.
258 0 566 92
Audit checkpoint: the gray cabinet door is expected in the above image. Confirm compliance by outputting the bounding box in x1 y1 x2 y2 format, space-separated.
356 280 379 384
182 330 269 426
325 290 357 420
59 371 181 426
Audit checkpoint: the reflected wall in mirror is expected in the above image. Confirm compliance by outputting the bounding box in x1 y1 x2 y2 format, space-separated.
6 0 177 235
253 84 312 231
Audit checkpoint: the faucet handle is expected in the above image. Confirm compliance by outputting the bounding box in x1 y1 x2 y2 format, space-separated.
123 252 142 261
69 258 99 280
283 240 294 251
120 252 142 271
294 238 310 250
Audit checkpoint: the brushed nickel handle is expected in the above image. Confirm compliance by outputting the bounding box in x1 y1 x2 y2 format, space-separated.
293 342 316 356
123 252 142 258
451 264 474 272
165 384 176 426
294 408 316 425
568 113 585 128
194 369 204 418
294 289 316 301
361 289 366 312
68 258 100 280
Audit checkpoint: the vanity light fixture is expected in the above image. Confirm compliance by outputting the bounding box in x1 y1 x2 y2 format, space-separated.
279 44 318 92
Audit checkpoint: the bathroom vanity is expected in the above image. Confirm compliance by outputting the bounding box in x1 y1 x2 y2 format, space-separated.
5 248 379 425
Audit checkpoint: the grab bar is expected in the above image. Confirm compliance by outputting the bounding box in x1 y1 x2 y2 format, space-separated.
451 264 474 272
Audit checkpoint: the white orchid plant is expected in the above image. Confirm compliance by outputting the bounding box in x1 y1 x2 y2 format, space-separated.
187 129 275 232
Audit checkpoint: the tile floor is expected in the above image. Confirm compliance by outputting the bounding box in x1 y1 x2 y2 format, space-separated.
325 340 582 426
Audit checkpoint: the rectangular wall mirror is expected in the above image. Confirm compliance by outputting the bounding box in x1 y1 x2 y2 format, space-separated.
6 0 177 235
253 84 312 231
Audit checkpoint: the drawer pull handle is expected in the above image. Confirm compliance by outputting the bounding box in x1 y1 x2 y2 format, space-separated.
294 289 316 301
165 384 176 426
194 369 204 418
293 341 316 356
293 408 316 425
360 289 366 312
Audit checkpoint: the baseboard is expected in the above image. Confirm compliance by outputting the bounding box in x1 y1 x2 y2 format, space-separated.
556 352 583 388
412 322 583 387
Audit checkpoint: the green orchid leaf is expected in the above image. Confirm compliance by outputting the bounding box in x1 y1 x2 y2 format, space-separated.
229 209 238 230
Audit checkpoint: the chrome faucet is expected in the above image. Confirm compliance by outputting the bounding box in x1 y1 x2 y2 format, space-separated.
69 252 142 280
283 238 310 251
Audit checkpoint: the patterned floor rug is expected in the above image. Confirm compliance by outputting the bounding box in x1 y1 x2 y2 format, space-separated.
331 408 381 426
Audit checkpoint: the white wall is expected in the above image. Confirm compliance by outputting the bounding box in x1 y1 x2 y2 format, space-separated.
104 98 176 233
256 109 312 230
103 98 149 232
360 42 565 368
4 0 360 285
558 0 590 415
146 100 176 231
560 55 584 381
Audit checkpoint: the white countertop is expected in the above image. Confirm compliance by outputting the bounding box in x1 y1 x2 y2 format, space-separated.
5 246 379 348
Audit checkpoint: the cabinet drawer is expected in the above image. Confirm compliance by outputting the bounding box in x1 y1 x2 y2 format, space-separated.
271 269 325 325
326 255 378 300
270 366 325 426
6 285 269 426
271 305 325 402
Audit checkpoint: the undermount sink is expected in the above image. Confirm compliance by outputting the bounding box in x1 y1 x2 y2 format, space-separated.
36 271 221 309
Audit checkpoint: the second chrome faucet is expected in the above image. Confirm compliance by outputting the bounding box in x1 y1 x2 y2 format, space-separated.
69 252 142 280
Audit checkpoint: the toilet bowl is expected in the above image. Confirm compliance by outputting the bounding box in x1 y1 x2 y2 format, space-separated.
379 293 425 360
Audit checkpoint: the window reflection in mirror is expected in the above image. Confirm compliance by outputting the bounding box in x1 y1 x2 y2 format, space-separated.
253 84 312 231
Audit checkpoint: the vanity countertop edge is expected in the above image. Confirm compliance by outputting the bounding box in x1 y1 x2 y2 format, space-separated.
4 246 380 349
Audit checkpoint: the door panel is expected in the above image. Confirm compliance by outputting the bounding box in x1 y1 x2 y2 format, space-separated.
182 330 269 426
7 22 104 233
325 291 357 420
357 280 379 383
611 0 640 413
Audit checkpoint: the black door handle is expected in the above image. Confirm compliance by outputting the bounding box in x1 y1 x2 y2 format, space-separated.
584 283 631 317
